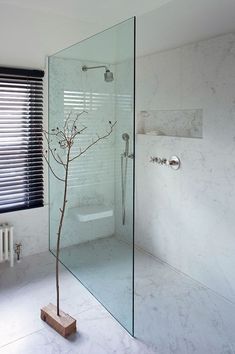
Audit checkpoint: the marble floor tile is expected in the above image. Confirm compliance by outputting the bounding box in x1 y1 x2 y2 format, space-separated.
0 306 157 354
1 239 235 353
0 250 154 354
135 250 235 354
59 237 235 353
58 237 133 332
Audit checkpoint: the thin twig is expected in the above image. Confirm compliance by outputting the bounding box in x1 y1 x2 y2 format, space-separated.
69 121 117 163
43 132 65 166
57 154 66 168
64 111 72 136
71 110 88 133
71 126 87 140
43 154 65 182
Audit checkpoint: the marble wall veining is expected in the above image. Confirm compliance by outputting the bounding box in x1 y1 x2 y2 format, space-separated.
136 32 235 303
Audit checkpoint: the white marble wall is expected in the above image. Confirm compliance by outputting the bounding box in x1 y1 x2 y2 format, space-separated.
136 32 235 303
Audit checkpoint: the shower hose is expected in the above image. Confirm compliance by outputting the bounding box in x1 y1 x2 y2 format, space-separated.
121 153 128 225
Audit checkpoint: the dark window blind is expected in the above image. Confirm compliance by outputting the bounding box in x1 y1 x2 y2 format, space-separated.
0 67 44 213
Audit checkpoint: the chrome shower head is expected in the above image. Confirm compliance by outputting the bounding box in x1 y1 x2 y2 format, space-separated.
104 69 114 83
122 133 130 141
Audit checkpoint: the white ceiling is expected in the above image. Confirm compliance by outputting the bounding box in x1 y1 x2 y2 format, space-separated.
137 0 235 57
52 0 235 63
1 0 235 62
53 18 136 64
0 0 172 24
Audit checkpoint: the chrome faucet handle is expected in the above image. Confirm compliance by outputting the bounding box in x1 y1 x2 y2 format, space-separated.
169 156 180 170
150 155 180 170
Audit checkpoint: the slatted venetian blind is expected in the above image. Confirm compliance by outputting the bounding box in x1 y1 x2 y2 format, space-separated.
0 67 44 213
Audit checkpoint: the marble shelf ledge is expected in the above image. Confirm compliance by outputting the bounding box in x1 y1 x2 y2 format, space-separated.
137 109 203 139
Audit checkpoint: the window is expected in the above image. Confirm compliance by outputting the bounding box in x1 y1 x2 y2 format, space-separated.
0 67 44 213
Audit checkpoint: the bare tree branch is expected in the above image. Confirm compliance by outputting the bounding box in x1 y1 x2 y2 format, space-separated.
57 154 66 168
43 153 65 182
64 110 72 136
43 110 116 317
71 126 87 140
69 121 117 163
56 131 67 142
71 110 88 133
43 131 65 167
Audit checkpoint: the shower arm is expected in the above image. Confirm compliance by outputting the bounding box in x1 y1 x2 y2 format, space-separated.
82 65 109 72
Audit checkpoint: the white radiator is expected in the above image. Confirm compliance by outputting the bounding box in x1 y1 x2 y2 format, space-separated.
0 224 14 267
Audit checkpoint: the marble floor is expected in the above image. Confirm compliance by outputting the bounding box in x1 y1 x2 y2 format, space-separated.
1 239 235 353
0 251 155 354
135 249 235 354
56 236 235 353
58 237 133 333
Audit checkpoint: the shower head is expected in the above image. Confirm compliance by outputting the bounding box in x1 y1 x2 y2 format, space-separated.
104 69 114 82
82 64 114 82
122 133 130 141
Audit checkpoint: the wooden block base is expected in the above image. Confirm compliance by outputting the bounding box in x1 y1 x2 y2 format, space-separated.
41 303 77 338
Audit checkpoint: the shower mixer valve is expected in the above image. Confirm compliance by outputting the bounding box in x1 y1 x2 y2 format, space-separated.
150 155 180 170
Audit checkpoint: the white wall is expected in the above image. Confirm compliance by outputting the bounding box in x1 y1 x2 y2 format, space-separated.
0 3 100 69
0 3 100 257
136 32 235 303
0 208 49 257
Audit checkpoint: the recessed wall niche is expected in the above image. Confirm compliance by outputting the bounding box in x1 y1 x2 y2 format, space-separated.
137 109 203 139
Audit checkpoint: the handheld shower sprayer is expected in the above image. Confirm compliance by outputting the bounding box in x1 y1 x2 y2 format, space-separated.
121 133 133 225
122 133 130 157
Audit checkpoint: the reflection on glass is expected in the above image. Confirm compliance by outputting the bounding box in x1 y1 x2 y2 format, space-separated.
48 18 135 334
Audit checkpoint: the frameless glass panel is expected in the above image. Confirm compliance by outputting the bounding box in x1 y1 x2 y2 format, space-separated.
48 18 135 334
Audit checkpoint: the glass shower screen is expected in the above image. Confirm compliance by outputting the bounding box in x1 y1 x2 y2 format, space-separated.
48 18 135 334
